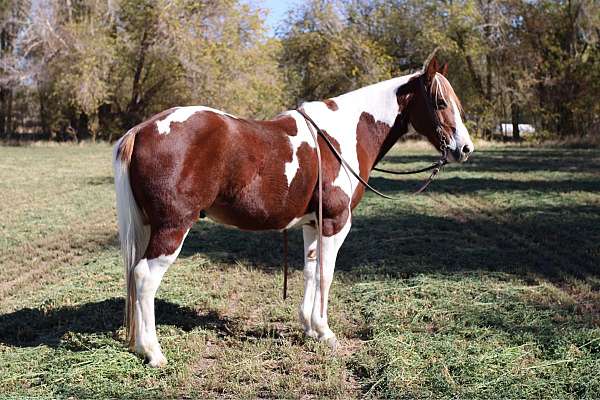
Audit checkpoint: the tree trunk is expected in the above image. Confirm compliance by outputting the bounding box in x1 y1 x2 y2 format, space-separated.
78 111 90 140
125 28 149 128
557 103 574 138
511 102 520 141
38 85 50 137
0 26 7 138
5 88 12 139
98 103 113 141
484 53 493 140
0 88 5 138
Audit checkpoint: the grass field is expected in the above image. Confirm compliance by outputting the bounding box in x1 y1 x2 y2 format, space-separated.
0 142 599 399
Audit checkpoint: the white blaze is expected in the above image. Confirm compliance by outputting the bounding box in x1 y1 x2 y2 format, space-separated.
450 99 473 155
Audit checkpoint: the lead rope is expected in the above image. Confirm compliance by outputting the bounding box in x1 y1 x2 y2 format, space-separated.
296 109 402 200
282 229 288 300
304 118 326 318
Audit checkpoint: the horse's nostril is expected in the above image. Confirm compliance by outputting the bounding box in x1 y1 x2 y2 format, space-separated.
462 144 472 154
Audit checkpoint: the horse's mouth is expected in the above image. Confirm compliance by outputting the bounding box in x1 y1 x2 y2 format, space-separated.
447 147 471 163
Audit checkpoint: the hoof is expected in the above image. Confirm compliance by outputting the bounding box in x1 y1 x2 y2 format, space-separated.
146 352 167 368
135 343 167 368
321 335 339 351
304 329 318 340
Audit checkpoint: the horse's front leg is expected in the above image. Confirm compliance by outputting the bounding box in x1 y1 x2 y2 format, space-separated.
299 224 319 339
299 213 351 348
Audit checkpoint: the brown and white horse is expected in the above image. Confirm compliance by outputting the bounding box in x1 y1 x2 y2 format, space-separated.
114 57 474 367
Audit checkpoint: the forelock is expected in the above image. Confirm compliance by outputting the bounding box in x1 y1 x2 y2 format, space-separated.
431 73 463 115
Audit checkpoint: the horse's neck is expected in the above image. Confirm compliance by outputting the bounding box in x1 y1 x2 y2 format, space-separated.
328 73 416 169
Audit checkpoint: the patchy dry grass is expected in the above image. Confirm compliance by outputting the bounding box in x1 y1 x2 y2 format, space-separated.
0 142 599 399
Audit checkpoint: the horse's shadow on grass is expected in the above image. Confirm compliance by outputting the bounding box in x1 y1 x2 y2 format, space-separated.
86 176 114 186
183 201 600 282
384 148 600 174
0 298 237 348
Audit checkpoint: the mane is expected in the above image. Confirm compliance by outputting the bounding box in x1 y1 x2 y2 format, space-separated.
431 73 463 115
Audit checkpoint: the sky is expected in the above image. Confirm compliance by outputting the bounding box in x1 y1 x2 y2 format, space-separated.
260 0 299 36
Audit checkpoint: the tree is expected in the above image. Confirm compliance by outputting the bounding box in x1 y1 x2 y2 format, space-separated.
2 0 599 141
0 0 29 138
280 0 392 105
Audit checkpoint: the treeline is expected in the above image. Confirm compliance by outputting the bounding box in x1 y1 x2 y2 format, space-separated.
0 0 598 142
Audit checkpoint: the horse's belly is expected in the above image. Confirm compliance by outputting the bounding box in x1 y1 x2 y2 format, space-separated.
205 198 311 231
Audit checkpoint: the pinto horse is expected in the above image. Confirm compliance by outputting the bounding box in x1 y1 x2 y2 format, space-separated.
114 56 474 367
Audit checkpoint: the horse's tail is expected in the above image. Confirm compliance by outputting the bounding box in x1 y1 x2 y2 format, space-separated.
113 127 150 348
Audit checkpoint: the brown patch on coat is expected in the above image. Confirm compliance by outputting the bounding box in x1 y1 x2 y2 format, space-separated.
351 112 407 208
323 99 339 111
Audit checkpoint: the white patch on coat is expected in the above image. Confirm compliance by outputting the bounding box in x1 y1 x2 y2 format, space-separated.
282 213 315 231
283 111 317 187
156 106 237 135
133 229 189 367
300 73 419 200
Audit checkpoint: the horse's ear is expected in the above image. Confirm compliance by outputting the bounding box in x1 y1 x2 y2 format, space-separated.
425 56 439 82
440 62 449 77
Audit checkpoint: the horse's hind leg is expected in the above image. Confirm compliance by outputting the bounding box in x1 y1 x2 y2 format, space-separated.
133 226 189 367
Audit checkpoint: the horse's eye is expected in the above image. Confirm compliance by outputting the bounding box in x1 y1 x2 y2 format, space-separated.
436 99 447 110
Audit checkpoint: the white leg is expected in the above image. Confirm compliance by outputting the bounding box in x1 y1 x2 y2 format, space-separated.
133 231 187 367
299 224 318 338
311 215 351 347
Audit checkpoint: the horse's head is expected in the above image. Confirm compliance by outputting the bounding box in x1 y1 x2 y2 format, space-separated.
397 57 474 163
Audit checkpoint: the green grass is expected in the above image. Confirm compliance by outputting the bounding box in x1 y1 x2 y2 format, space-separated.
0 142 599 399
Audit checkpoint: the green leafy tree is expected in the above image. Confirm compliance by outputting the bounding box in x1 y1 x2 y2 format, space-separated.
280 0 393 104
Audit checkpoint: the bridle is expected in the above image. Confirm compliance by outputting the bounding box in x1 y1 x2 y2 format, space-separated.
281 72 452 310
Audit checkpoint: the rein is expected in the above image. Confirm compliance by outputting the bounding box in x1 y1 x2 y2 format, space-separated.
281 73 450 306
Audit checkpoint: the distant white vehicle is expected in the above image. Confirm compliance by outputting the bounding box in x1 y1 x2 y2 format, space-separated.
498 123 535 135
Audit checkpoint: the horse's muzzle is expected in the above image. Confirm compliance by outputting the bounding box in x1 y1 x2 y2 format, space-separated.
450 144 473 163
